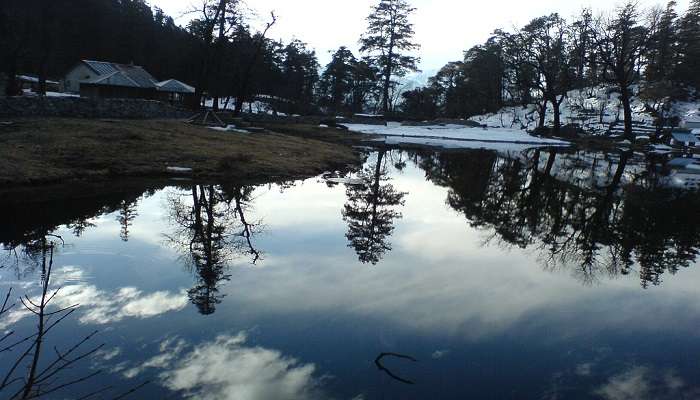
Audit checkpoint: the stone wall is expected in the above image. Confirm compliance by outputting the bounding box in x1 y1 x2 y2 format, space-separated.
0 96 192 119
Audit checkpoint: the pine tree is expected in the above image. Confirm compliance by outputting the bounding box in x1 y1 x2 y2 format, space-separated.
360 0 420 114
319 47 357 114
676 0 700 90
646 1 679 84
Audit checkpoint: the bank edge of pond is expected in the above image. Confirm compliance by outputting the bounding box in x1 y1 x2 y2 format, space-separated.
0 118 362 187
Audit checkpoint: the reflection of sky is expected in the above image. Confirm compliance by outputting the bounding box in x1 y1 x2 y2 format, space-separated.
2 158 700 399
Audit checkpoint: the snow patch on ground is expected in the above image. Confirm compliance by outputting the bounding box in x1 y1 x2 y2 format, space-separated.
346 122 569 150
209 125 250 134
469 85 700 135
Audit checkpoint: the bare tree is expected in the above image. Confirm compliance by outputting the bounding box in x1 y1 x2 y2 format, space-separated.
593 3 652 140
0 237 148 399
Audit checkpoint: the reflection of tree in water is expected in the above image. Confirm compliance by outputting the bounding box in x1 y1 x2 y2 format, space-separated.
417 148 700 287
1 184 152 277
166 184 262 315
116 200 139 242
343 151 407 265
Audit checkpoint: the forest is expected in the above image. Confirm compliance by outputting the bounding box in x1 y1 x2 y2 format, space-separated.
1 0 699 135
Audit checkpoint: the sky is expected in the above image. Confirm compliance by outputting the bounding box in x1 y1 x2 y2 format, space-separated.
153 0 691 72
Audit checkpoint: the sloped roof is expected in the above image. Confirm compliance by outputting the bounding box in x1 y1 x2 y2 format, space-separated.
672 132 698 143
81 60 157 89
156 79 195 94
83 71 141 88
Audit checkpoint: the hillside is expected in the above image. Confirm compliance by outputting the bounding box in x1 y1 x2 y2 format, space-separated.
469 86 700 137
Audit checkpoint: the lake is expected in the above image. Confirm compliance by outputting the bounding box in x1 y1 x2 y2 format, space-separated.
1 146 700 399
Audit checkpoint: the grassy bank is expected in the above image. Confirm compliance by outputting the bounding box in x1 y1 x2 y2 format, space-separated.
0 118 360 186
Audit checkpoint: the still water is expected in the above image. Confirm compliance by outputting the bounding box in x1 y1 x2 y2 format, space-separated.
1 148 699 399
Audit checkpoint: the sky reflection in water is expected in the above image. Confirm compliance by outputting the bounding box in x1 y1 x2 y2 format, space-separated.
1 148 700 399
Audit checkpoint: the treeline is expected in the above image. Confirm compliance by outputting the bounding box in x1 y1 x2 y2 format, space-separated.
402 1 700 139
1 0 420 116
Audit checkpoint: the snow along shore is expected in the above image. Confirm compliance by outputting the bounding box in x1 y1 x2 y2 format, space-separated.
345 122 570 150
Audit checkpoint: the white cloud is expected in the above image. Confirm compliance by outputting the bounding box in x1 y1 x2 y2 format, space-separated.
0 266 188 328
594 366 692 400
59 285 189 325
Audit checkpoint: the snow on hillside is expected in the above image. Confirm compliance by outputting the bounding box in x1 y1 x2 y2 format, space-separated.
346 122 569 151
469 85 700 135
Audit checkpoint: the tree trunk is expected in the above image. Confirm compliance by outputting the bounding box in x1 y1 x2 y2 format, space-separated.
37 1 52 96
620 86 634 140
552 97 561 133
544 151 557 176
234 94 246 117
382 31 395 114
538 100 547 130
382 62 392 114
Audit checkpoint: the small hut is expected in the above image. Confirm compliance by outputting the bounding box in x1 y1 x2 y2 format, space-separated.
156 79 196 106
65 60 158 99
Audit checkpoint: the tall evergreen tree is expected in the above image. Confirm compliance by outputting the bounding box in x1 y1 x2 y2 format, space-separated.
360 0 420 114
676 0 700 90
646 2 679 84
319 47 357 114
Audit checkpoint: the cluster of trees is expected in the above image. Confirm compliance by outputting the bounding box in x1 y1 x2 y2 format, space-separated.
1 0 421 115
402 1 700 139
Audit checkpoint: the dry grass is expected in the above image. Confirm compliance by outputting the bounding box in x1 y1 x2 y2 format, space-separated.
0 118 359 185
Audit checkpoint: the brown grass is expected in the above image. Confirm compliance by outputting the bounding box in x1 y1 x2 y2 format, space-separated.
0 118 360 185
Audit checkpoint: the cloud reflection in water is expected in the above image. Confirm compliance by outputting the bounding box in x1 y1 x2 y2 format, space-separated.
121 332 327 400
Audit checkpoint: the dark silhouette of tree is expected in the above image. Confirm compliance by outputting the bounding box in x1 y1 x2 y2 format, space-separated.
593 3 650 140
520 14 573 133
675 0 700 89
319 47 358 114
343 151 406 265
360 0 420 114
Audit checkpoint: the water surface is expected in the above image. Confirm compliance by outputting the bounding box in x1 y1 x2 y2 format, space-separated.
1 148 700 399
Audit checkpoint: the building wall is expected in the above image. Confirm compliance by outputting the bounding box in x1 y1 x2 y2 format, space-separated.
81 85 156 100
63 64 100 93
